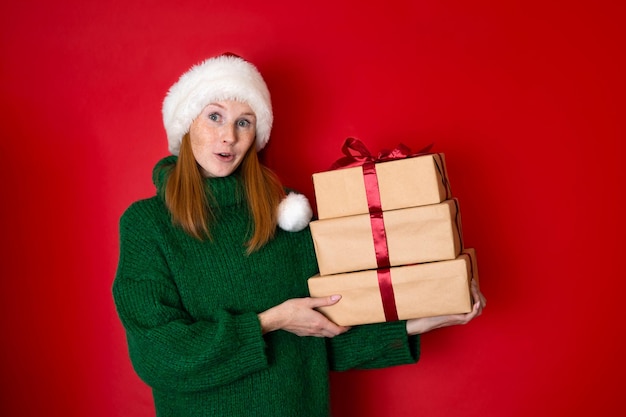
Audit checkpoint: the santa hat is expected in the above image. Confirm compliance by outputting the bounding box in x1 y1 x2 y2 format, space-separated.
162 54 273 155
162 54 312 232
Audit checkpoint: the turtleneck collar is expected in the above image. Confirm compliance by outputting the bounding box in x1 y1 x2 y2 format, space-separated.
152 156 246 208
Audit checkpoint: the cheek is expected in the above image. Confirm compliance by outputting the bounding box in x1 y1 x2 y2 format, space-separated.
189 126 212 152
189 140 201 159
192 145 212 164
190 135 202 150
189 135 211 164
241 131 256 149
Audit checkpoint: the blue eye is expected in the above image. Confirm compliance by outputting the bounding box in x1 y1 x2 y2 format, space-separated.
237 119 251 128
208 112 219 122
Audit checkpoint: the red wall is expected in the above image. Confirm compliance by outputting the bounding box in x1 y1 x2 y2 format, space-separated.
1 1 624 416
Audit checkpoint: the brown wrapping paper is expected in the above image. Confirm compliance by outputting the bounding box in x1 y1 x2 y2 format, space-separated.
310 199 463 276
313 153 451 220
307 249 477 326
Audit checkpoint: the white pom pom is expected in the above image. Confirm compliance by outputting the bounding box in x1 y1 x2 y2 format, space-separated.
277 192 313 232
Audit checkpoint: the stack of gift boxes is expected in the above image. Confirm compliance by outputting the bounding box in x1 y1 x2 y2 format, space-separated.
307 142 478 326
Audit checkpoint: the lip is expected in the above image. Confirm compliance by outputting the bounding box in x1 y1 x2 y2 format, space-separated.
215 152 235 162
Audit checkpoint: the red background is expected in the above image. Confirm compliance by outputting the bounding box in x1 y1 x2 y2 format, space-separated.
1 0 624 416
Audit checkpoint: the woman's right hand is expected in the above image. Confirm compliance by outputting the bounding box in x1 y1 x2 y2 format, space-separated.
405 279 486 335
258 296 350 338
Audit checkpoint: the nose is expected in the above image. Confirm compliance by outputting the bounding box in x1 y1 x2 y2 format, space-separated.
221 123 238 144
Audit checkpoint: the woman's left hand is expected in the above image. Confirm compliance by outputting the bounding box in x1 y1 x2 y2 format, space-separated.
405 279 486 335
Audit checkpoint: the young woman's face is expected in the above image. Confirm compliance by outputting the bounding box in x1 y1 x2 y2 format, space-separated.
189 100 256 178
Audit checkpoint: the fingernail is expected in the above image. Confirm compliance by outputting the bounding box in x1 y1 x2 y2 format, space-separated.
330 295 341 301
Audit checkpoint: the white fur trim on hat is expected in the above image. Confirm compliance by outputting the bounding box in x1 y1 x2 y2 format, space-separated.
277 192 313 232
162 54 273 155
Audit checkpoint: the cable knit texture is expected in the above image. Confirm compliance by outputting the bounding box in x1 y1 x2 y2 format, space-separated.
113 156 420 417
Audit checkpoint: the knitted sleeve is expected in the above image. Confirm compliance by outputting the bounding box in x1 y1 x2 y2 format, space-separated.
112 202 268 394
326 321 420 371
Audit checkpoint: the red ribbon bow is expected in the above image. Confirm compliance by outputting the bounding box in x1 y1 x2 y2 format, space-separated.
330 137 433 170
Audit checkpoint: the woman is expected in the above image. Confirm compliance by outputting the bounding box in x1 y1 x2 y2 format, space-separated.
113 54 486 417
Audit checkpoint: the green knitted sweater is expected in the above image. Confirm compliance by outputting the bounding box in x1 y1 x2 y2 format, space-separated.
113 156 420 417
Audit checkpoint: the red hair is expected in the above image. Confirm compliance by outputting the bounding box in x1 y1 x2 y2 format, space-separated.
165 133 285 253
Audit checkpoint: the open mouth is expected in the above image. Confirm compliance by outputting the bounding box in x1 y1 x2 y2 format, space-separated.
216 152 234 161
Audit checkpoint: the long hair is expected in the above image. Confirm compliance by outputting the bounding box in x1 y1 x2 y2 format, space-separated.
164 133 285 254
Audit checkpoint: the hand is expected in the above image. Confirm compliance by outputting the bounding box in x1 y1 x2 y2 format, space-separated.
406 279 486 335
258 295 351 338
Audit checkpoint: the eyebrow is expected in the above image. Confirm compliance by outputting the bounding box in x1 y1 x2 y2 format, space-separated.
207 103 255 117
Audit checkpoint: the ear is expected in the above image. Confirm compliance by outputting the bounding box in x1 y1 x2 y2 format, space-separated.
277 192 313 232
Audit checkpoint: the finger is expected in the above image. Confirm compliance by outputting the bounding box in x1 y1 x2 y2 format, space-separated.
471 285 485 309
474 288 486 309
474 301 483 317
470 301 480 318
319 322 348 338
470 280 487 307
467 303 480 320
337 325 351 334
309 295 342 308
470 282 480 299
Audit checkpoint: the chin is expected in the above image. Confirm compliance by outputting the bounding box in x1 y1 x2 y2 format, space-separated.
202 163 239 178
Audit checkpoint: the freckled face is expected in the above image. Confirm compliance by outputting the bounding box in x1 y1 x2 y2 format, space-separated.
189 100 257 178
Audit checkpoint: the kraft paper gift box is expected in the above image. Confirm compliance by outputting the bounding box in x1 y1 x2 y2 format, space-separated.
309 199 463 276
313 153 451 220
307 249 478 326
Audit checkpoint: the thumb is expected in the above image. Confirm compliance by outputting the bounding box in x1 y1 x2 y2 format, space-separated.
310 294 342 308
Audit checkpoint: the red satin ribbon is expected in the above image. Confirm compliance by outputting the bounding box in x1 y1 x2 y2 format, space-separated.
363 161 396 321
376 268 398 322
330 137 433 170
330 138 434 322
